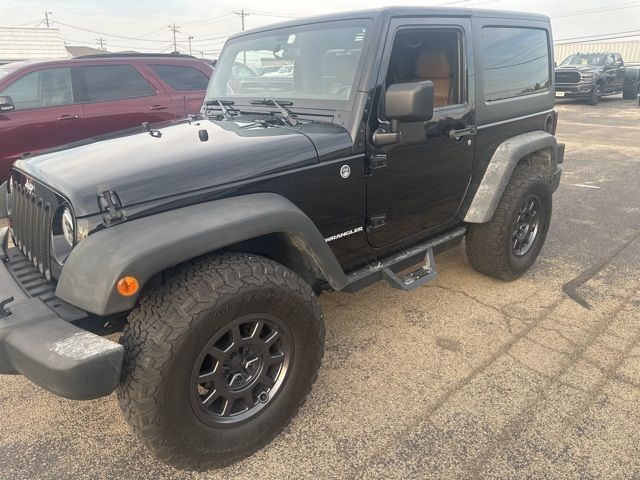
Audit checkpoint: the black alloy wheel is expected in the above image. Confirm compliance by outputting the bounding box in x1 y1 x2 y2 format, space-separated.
189 313 293 426
589 84 601 105
511 196 541 257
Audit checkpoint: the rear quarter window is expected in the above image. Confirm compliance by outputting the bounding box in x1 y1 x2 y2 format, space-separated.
481 27 550 102
148 64 210 91
81 64 154 102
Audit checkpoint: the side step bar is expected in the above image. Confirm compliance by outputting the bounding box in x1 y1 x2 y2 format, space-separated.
344 226 466 292
381 249 436 291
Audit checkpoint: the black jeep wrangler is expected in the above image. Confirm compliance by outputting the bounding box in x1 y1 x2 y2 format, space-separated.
0 7 563 470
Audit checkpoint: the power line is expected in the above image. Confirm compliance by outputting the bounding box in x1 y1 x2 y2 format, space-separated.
54 19 170 42
187 31 239 42
249 12 300 19
181 12 236 26
15 19 42 27
555 29 640 42
555 32 640 44
552 1 640 18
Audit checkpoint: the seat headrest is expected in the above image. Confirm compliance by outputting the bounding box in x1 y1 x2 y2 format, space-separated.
416 50 451 80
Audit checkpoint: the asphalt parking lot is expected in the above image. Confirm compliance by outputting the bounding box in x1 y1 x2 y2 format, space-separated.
1 96 639 480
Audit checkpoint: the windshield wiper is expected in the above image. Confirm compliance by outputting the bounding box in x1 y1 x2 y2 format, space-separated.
203 99 238 119
249 98 299 126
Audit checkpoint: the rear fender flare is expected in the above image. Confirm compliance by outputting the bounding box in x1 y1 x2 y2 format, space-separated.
464 131 560 223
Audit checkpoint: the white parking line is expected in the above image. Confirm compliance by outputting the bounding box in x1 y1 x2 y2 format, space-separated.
570 184 601 189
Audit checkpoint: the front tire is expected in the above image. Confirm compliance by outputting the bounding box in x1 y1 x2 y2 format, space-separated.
466 164 552 281
588 83 602 105
117 253 324 470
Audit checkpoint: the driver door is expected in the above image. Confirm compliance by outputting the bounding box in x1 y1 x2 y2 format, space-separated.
366 18 474 248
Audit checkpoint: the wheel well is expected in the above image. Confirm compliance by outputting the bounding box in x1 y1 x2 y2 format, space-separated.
519 147 555 183
146 232 328 296
222 232 327 291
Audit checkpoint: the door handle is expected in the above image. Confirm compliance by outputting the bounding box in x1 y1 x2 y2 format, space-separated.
150 105 168 111
56 114 80 120
448 125 477 140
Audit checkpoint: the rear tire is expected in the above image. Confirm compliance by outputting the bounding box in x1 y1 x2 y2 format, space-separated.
623 85 638 100
117 253 324 470
466 164 552 281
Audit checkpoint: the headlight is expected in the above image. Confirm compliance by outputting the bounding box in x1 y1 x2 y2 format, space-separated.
580 73 595 81
52 207 75 264
61 208 74 246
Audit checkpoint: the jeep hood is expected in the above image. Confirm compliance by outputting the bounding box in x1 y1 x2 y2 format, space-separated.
13 116 352 217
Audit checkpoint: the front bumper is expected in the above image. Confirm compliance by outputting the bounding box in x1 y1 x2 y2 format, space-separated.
0 227 124 400
555 82 595 98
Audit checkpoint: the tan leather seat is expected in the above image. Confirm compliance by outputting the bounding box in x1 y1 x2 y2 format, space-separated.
415 50 451 107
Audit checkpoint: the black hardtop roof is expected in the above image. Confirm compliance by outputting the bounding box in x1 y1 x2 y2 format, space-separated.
229 6 549 40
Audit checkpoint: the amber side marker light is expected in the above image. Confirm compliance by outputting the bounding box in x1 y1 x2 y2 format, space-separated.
117 276 139 297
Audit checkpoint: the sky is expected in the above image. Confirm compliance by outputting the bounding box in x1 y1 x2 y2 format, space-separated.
1 0 639 58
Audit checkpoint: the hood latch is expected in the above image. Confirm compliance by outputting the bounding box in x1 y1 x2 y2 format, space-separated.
98 188 127 226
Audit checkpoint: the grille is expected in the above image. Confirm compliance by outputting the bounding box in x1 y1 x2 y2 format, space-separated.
11 183 52 280
555 71 581 84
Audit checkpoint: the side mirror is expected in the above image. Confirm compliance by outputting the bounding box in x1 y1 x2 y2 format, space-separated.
0 96 14 112
386 80 434 123
373 81 434 147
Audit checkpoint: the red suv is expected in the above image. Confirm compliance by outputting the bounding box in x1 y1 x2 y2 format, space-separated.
0 54 212 181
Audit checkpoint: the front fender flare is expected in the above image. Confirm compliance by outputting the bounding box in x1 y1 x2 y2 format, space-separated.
464 131 559 223
56 193 348 316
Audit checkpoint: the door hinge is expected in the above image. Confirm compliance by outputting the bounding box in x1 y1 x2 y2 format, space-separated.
367 214 387 230
98 189 127 226
367 154 388 175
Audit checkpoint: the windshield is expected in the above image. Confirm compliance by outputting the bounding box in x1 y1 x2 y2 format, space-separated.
207 19 373 107
560 54 606 67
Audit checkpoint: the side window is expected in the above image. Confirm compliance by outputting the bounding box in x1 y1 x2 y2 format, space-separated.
81 65 154 102
148 64 209 91
606 54 615 65
0 67 73 111
385 28 463 108
481 27 550 102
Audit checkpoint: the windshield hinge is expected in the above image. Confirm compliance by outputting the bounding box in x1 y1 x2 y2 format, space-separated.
97 189 126 226
367 154 388 176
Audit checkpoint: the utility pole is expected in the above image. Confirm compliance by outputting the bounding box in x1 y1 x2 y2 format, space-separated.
200 51 204 59
235 10 249 64
96 37 107 50
234 9 249 31
168 24 180 53
44 11 52 28
188 35 194 56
